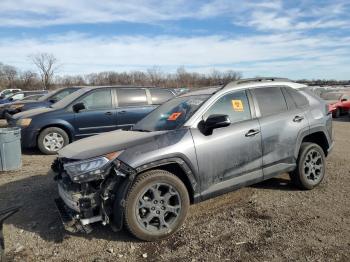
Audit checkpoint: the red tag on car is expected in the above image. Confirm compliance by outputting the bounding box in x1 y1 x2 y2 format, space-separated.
168 112 182 121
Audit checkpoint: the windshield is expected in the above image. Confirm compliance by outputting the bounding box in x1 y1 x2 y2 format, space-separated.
2 90 17 98
50 88 88 108
38 89 60 101
3 90 11 95
38 88 79 102
7 92 22 99
134 95 209 132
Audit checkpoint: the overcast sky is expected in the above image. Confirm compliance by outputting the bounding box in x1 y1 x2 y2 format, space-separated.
0 0 349 79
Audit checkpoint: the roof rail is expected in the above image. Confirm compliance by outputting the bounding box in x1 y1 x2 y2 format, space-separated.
225 77 293 87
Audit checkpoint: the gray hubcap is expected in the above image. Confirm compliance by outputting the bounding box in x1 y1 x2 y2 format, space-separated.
303 149 323 184
43 132 64 152
137 183 181 232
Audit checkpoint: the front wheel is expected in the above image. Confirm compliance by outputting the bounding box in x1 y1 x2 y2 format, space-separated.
289 142 326 190
124 170 190 241
0 242 3 262
37 127 69 155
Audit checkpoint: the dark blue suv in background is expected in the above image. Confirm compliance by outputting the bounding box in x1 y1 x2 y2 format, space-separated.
1 87 80 119
8 86 176 154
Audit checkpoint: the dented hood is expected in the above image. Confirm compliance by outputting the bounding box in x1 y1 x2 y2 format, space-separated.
58 130 166 160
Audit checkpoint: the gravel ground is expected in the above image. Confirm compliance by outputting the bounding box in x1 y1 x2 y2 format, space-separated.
0 120 349 262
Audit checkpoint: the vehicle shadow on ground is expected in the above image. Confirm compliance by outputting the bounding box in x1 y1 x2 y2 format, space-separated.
252 176 298 191
0 174 138 244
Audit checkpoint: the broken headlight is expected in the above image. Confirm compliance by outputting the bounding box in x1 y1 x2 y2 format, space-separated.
63 151 123 182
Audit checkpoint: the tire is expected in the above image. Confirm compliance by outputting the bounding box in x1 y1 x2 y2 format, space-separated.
124 170 190 241
37 127 69 155
0 227 4 262
332 108 340 118
0 242 3 262
289 142 326 190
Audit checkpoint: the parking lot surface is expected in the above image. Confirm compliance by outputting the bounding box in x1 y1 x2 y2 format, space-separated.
0 120 349 261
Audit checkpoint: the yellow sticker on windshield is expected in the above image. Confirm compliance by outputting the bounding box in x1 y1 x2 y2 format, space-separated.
232 100 244 112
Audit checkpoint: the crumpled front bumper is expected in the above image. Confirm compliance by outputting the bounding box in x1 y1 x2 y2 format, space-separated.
54 198 100 234
55 182 103 234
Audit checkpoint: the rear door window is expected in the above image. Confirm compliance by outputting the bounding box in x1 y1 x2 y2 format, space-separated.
281 87 296 110
251 87 288 117
284 87 309 108
117 89 148 107
150 89 174 104
203 90 251 123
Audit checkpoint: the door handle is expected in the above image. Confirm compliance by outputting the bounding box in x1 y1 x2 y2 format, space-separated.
105 111 113 116
293 115 304 122
119 110 127 114
245 129 260 137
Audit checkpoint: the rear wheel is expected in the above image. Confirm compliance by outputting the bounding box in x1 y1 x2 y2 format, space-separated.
289 142 325 190
124 170 189 241
37 127 69 155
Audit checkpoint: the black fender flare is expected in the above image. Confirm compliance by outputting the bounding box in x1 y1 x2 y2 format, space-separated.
112 157 199 231
294 128 310 159
135 157 198 194
294 126 331 158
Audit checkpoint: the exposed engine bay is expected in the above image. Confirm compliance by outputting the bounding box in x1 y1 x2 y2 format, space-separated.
51 156 135 234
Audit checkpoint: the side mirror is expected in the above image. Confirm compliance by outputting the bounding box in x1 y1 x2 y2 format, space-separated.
49 99 57 104
73 102 86 113
341 98 347 102
8 97 13 101
199 114 231 135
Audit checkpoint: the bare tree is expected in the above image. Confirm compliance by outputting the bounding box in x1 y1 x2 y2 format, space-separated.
30 53 58 89
20 71 39 90
147 66 163 86
2 65 18 88
1 60 244 90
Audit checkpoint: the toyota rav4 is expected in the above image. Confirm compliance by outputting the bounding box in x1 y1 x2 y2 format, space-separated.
52 78 334 241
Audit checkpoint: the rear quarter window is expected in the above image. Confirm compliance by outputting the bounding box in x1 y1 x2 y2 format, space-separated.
150 89 174 104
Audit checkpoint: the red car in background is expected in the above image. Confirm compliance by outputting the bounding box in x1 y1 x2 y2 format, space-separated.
321 91 350 118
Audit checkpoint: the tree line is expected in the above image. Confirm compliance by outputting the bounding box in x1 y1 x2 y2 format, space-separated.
1 53 349 91
0 53 242 90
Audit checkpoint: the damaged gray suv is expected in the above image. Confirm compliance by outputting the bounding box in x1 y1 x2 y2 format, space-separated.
52 78 334 241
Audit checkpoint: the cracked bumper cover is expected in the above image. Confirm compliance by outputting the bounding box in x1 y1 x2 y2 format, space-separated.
54 198 102 234
55 182 103 233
